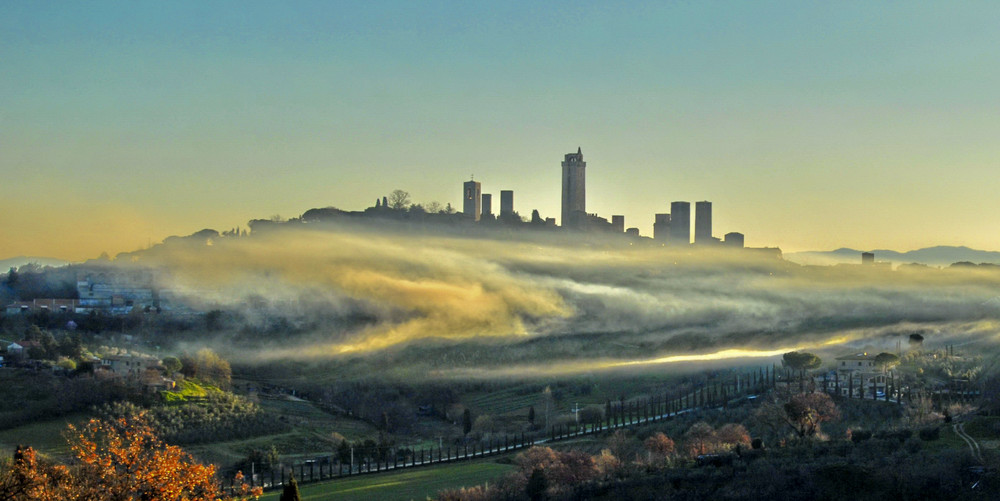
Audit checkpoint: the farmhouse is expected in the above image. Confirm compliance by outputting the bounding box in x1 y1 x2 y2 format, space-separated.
100 354 160 379
98 354 176 391
834 352 894 398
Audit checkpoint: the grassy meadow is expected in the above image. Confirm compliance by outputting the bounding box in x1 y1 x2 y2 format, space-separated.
259 459 513 501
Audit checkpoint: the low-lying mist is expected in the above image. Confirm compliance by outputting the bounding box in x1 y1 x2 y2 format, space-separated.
128 223 1000 379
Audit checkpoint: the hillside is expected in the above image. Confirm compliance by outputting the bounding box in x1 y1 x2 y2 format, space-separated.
785 245 1000 267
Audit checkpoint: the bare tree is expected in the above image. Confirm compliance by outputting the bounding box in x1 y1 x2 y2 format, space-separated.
388 190 411 210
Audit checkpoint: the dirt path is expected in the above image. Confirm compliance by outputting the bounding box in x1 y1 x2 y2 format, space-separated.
954 421 983 464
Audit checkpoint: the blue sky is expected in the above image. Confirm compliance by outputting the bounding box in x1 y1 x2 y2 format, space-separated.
4 1 1000 259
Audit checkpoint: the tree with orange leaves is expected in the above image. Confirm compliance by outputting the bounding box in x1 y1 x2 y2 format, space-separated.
683 421 717 458
67 412 261 500
644 432 676 465
0 445 76 501
0 413 260 501
715 423 751 448
67 413 218 500
644 432 675 456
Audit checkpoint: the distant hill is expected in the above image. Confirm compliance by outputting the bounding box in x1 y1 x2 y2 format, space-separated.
785 246 1000 267
0 256 73 270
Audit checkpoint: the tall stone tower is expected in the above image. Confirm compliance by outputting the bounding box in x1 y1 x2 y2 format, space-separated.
500 190 514 217
611 215 625 233
561 147 586 228
669 201 690 245
694 201 712 244
481 193 493 219
653 213 671 241
463 179 481 221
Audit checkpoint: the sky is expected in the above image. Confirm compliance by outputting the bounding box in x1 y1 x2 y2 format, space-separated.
4 1 1000 261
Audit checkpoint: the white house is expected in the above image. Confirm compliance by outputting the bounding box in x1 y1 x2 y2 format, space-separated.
833 352 894 398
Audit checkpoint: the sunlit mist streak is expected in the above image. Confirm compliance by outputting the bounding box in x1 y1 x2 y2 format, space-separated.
434 333 872 379
604 347 799 367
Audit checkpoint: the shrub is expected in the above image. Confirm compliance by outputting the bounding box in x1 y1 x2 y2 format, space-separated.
578 405 604 425
874 429 912 442
850 430 873 443
918 427 941 441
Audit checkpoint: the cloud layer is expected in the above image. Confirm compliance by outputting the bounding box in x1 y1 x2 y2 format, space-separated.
129 223 1000 376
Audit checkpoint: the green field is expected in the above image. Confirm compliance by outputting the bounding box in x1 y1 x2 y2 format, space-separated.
466 387 540 416
185 396 377 467
0 412 86 459
0 392 378 469
161 379 213 403
259 460 514 501
963 416 1000 440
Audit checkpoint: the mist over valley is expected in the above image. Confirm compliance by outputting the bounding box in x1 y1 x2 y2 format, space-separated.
102 221 1000 381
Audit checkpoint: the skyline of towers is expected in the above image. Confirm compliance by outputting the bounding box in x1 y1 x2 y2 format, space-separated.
695 201 712 245
561 147 586 229
654 201 731 246
447 148 746 246
463 179 481 222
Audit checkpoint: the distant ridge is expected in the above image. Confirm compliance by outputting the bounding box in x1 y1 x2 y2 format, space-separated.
0 256 73 270
785 246 1000 267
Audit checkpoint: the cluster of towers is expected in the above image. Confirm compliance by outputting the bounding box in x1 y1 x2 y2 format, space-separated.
555 147 745 247
459 147 745 247
652 201 743 247
463 179 517 222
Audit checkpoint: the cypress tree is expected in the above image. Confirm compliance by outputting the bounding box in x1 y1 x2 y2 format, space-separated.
526 467 548 501
279 474 301 501
462 409 472 436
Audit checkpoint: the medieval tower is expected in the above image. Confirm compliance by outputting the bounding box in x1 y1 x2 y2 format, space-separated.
561 147 586 228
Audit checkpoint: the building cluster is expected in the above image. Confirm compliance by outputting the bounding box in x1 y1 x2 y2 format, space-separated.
5 298 79 315
4 268 177 317
1 341 174 390
77 275 156 314
460 147 747 248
